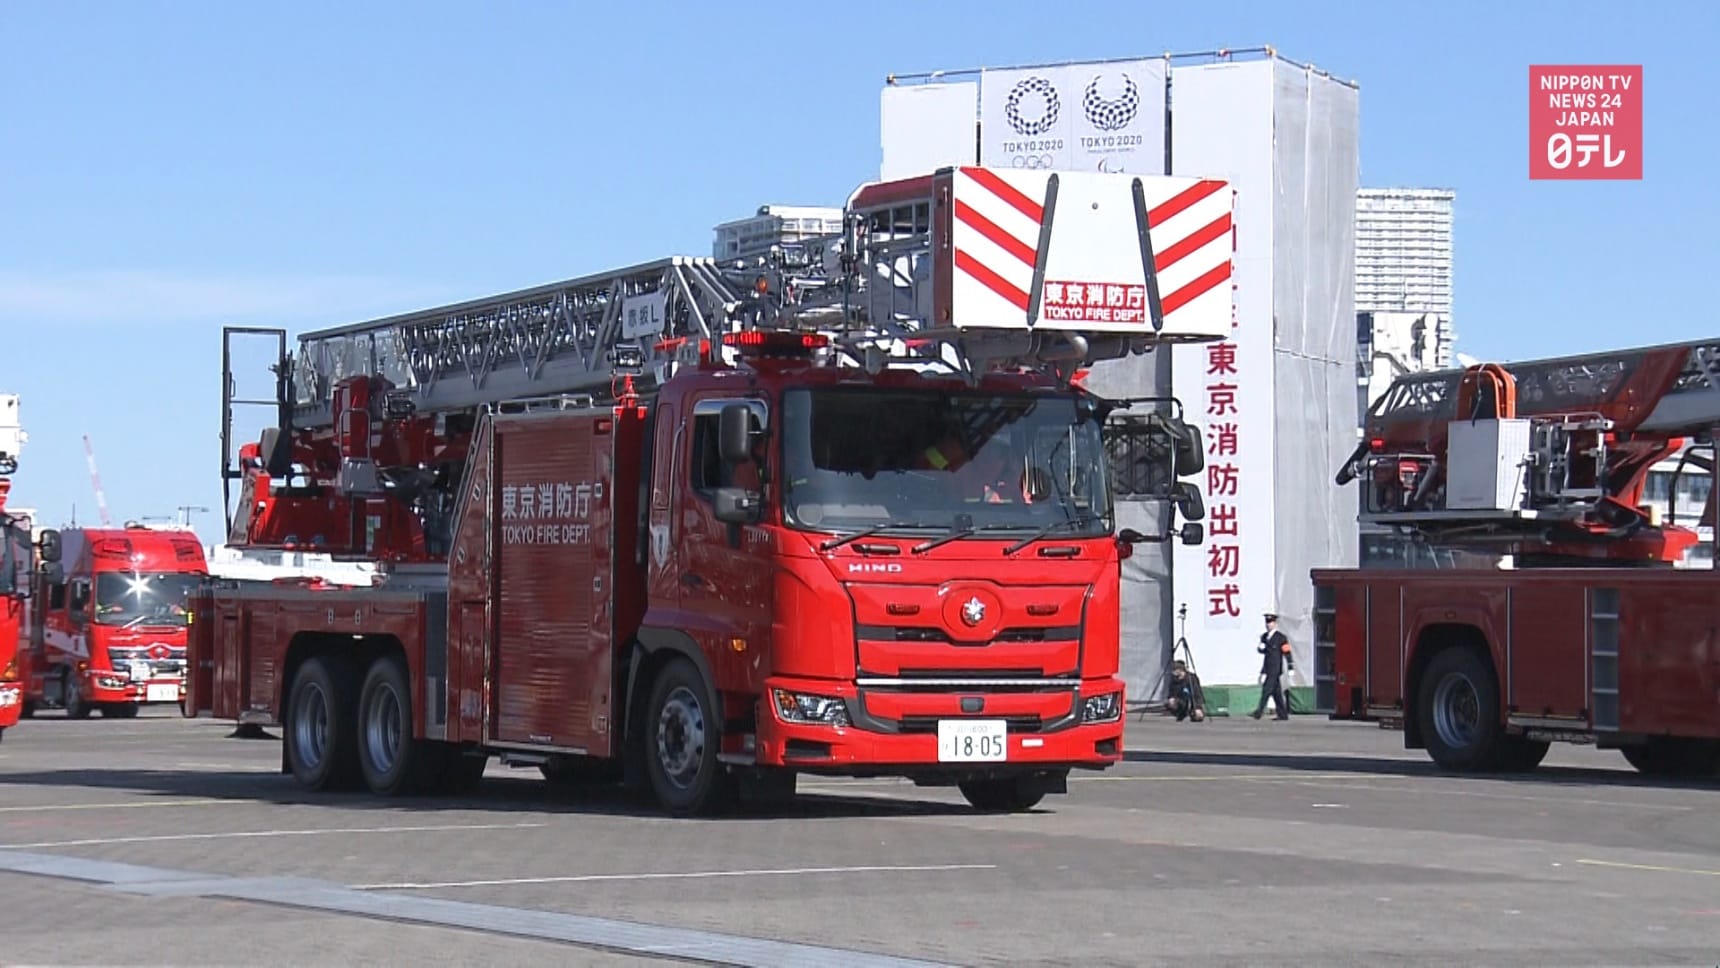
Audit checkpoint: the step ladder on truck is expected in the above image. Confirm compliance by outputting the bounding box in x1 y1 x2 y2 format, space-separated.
1314 338 1720 778
180 165 1235 814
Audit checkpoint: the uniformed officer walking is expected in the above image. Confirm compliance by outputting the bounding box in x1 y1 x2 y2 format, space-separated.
1251 612 1294 721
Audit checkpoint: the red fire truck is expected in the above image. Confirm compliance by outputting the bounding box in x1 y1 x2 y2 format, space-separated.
1314 338 1720 777
0 398 26 738
20 524 207 719
185 165 1235 814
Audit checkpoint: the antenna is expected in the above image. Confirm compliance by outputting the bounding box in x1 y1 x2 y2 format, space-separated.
83 433 112 527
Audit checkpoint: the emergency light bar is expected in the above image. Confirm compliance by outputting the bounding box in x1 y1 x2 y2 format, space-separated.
723 330 829 356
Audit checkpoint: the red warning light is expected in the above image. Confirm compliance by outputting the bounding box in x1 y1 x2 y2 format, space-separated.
722 331 829 355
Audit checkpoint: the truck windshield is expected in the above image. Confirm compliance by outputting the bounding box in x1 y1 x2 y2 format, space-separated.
95 572 201 628
780 387 1112 538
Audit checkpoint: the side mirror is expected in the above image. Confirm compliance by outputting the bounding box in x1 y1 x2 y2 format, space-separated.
1117 527 1148 544
718 404 755 465
1172 482 1205 521
712 486 760 525
1169 418 1205 476
1179 522 1204 546
36 528 60 564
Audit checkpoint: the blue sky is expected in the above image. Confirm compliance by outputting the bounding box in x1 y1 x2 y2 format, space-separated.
2 0 1715 541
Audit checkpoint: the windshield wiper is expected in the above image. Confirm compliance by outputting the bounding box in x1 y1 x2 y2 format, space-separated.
1003 513 1104 556
911 521 1017 555
819 520 925 552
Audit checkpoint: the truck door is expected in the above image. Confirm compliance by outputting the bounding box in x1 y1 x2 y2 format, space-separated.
679 396 773 692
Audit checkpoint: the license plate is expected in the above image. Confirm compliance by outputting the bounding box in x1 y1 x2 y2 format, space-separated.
936 719 1008 762
146 683 180 703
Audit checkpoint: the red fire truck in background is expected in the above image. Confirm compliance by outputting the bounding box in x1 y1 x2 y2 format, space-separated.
1314 338 1720 777
0 393 27 738
186 165 1233 814
20 524 207 719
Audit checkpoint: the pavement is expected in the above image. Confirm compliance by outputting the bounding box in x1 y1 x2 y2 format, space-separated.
0 707 1716 967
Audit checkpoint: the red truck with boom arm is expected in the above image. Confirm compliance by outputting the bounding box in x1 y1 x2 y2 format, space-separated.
185 165 1235 813
1314 338 1720 777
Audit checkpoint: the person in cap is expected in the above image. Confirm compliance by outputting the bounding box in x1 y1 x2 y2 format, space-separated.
1251 612 1294 721
1166 660 1205 723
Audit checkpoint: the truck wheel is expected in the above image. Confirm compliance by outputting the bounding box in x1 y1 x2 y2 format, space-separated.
285 656 360 791
643 658 735 816
62 671 91 720
100 702 140 719
356 656 437 796
958 775 1049 813
1416 647 1503 772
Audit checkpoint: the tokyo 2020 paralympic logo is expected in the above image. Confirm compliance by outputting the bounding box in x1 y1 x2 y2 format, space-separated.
1004 75 1060 136
1082 73 1139 131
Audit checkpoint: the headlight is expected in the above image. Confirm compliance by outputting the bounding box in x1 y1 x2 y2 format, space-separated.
772 689 850 727
1081 692 1122 723
0 686 19 706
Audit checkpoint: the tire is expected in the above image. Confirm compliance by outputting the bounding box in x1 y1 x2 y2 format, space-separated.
284 656 360 791
1621 738 1720 778
356 655 439 796
642 658 734 816
1415 647 1504 772
62 670 91 720
958 774 1050 813
100 702 140 719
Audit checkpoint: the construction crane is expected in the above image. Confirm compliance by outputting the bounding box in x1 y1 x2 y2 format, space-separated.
82 434 112 528
1334 337 1720 566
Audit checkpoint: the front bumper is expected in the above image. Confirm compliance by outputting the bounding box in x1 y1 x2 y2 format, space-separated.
753 675 1125 774
86 671 184 704
0 683 22 728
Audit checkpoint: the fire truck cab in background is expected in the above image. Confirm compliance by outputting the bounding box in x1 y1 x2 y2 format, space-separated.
21 524 207 719
1315 338 1720 778
186 165 1235 814
1 392 29 738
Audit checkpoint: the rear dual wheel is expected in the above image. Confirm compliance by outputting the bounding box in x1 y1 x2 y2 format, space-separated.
1416 647 1548 774
285 653 485 796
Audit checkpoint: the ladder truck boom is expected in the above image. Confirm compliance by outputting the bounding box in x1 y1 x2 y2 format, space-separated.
1337 336 1720 564
193 165 1236 815
1315 336 1720 781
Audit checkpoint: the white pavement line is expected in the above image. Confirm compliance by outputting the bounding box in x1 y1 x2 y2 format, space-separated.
0 850 957 968
1249 776 1693 811
0 798 234 814
0 822 547 850
353 863 999 891
1577 858 1720 877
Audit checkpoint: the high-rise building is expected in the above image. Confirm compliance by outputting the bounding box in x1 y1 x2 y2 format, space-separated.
1355 188 1456 569
1355 188 1456 413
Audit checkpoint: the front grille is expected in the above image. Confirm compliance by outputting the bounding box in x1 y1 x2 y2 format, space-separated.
897 714 1044 734
856 624 1080 644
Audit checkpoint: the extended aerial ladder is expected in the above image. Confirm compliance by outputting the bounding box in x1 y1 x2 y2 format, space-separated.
1336 337 1720 564
220 166 1237 562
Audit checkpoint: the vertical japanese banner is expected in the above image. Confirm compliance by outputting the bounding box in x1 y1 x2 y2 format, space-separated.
1168 59 1279 686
